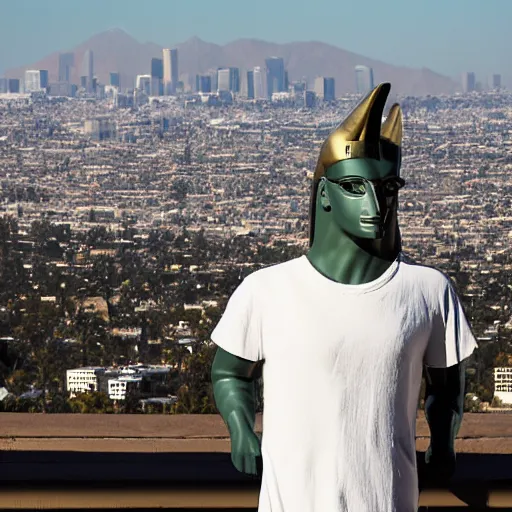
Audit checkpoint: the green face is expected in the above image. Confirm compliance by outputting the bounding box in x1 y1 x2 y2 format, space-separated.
321 158 404 240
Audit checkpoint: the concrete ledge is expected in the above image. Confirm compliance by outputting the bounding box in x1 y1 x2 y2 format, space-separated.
1 413 511 509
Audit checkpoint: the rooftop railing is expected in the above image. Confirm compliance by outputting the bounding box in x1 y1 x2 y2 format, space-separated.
0 412 511 510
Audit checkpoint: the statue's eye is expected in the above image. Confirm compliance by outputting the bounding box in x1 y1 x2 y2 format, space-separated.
339 180 366 196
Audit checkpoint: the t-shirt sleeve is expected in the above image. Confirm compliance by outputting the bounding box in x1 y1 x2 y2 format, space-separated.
210 274 263 362
423 276 478 368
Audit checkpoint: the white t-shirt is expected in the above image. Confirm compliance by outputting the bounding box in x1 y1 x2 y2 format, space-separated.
211 254 478 512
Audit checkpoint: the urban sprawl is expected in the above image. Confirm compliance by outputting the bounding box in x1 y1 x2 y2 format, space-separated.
0 47 511 413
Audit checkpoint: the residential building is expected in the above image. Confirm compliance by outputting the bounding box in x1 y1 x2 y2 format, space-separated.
494 367 512 405
66 367 104 397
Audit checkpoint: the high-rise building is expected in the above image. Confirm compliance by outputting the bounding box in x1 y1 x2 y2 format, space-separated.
355 65 374 95
170 49 178 88
0 79 7 94
217 69 230 91
265 57 285 98
82 50 94 92
110 72 120 88
462 72 476 93
151 58 163 80
8 79 20 93
162 49 172 94
253 67 265 99
196 75 212 93
208 69 218 91
162 48 178 94
491 74 502 90
24 70 48 92
40 70 49 89
246 70 255 99
58 53 74 82
151 58 163 96
230 67 240 93
304 90 316 108
324 77 335 101
314 77 335 101
136 75 152 95
215 67 239 92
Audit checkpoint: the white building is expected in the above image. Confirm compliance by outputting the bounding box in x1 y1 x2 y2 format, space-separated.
136 74 151 95
355 65 374 95
494 367 512 405
108 375 142 400
217 69 231 91
24 70 48 93
162 48 178 95
253 67 265 99
66 367 104 397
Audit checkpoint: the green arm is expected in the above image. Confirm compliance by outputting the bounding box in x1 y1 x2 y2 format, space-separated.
423 362 465 480
211 346 262 475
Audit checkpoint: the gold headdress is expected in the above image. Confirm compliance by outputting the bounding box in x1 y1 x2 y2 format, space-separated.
308 82 403 245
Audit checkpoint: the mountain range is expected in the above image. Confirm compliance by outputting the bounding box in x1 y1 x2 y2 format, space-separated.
5 28 460 96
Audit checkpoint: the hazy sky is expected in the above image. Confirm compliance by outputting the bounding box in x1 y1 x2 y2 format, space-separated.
0 0 509 82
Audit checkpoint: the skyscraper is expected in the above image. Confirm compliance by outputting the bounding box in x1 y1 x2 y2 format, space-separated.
136 75 152 95
151 58 163 79
314 77 335 101
253 67 265 99
355 65 374 95
110 72 120 88
462 72 476 93
151 58 163 96
217 69 230 91
82 50 94 92
163 48 178 94
196 75 212 93
304 90 316 108
265 57 285 98
58 53 74 82
39 70 49 89
246 70 255 99
8 79 20 93
491 74 502 90
230 67 240 93
217 67 240 92
24 70 48 92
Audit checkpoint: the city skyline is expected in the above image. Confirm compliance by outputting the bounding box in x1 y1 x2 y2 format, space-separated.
0 0 510 82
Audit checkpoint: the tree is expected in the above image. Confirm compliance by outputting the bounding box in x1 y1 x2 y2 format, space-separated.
68 391 114 413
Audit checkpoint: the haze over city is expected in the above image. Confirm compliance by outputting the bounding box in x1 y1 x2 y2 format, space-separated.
0 0 510 85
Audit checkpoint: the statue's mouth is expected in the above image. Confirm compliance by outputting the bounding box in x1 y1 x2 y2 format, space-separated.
360 216 382 225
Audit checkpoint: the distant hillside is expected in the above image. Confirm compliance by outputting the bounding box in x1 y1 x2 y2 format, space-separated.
5 28 459 96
